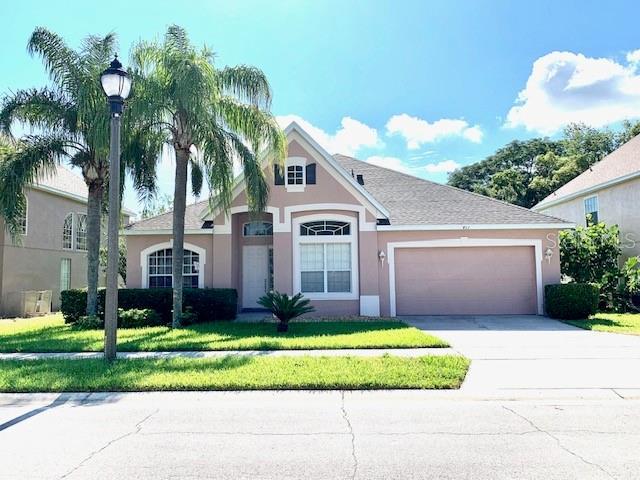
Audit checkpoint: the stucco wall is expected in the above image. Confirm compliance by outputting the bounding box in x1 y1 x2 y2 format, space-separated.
537 178 640 259
0 188 90 315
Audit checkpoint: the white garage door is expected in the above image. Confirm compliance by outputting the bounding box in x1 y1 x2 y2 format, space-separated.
394 246 537 315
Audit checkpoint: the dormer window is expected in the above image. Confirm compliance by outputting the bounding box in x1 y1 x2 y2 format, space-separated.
287 165 304 186
274 157 316 192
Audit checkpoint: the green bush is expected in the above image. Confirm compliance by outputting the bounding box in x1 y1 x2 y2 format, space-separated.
74 315 103 330
117 308 163 328
60 288 237 324
257 291 315 332
545 283 599 320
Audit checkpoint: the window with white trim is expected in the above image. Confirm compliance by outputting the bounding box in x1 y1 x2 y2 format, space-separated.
298 220 354 295
63 214 73 250
287 165 303 185
60 258 71 291
584 196 599 226
243 221 273 236
75 214 88 251
148 248 200 288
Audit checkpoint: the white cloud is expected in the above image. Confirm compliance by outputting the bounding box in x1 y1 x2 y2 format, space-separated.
365 155 413 174
386 113 483 149
276 114 381 156
506 50 640 134
423 159 461 173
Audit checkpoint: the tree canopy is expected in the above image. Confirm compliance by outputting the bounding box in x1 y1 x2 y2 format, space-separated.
448 122 640 208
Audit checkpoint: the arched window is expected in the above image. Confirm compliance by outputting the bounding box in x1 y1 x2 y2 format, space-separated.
75 214 87 251
294 216 358 299
63 214 73 250
148 248 200 288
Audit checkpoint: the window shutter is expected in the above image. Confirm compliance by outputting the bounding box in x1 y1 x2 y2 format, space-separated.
306 163 317 184
274 165 285 185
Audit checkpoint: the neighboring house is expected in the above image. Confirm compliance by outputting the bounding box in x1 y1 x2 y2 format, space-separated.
124 122 571 317
0 165 132 316
533 134 640 259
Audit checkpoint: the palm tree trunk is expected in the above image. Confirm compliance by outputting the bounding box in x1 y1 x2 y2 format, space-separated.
86 182 103 316
171 147 189 327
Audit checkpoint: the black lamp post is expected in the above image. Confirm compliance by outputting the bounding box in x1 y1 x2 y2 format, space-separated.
100 55 131 361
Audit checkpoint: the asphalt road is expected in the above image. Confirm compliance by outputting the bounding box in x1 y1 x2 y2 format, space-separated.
1 391 638 480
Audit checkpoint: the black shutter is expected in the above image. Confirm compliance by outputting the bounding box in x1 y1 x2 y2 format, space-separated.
305 163 316 184
274 165 285 185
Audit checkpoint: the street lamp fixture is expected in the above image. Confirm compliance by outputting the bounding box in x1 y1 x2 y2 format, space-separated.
100 55 131 114
100 55 131 361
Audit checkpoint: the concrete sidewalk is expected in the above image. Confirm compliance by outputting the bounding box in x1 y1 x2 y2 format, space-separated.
0 347 458 361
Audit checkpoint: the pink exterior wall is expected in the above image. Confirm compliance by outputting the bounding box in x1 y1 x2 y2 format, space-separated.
376 229 561 316
124 127 563 317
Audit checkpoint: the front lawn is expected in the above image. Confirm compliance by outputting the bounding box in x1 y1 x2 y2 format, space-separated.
0 314 447 352
0 355 469 392
564 313 640 335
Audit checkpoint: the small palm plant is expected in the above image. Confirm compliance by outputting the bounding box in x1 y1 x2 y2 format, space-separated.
257 291 315 332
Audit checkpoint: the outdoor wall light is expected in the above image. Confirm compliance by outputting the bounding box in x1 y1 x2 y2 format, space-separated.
544 247 554 264
378 250 386 266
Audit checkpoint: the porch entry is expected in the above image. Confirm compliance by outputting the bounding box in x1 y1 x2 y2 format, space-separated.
242 245 274 308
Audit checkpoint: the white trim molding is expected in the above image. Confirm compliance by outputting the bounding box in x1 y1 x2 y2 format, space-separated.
285 156 307 193
360 295 380 316
212 203 377 235
533 170 640 211
377 223 574 232
292 213 359 301
139 240 207 289
387 238 544 317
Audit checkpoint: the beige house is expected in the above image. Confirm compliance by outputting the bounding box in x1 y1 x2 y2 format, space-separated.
534 134 640 259
124 122 570 317
0 165 132 316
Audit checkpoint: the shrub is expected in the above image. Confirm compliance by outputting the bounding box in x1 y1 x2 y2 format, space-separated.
60 288 237 324
257 291 315 332
74 315 104 330
176 306 198 326
117 308 163 328
545 283 599 320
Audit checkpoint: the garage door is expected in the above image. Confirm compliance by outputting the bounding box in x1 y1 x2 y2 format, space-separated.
394 246 537 315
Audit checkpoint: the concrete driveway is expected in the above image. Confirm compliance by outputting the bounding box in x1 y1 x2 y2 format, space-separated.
402 315 640 396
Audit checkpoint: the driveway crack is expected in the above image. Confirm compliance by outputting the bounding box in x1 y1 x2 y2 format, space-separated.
341 391 358 480
59 408 159 479
502 406 616 479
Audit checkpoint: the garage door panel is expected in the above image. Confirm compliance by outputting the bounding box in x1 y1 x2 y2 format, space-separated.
395 246 537 315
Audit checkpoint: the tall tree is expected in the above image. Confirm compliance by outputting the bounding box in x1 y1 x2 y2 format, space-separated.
130 26 285 327
448 122 637 209
0 28 158 316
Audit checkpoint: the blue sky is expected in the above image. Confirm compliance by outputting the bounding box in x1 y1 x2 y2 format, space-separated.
2 0 640 214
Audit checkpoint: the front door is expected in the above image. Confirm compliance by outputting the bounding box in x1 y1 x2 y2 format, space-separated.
242 245 271 308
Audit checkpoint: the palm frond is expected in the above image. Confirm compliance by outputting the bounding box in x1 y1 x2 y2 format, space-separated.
27 27 81 93
217 65 272 108
0 134 72 237
0 87 77 136
190 159 203 197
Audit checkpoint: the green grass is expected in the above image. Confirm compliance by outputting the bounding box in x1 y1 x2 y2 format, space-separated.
0 355 469 392
0 314 447 352
564 313 640 335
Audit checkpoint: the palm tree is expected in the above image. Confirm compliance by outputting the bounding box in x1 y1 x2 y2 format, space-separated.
130 25 285 327
0 28 159 316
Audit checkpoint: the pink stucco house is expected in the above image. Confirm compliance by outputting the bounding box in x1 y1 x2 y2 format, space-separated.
123 122 572 317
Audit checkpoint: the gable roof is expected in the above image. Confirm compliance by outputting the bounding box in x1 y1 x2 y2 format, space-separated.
198 121 390 221
125 199 209 232
33 165 88 201
534 134 640 210
334 155 569 227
